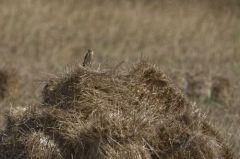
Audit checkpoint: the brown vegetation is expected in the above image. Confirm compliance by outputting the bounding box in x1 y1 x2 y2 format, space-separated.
0 70 8 100
0 0 239 157
0 63 234 159
0 68 18 100
211 76 231 104
184 72 211 101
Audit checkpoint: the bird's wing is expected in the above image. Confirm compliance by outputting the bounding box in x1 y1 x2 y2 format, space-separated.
84 53 90 63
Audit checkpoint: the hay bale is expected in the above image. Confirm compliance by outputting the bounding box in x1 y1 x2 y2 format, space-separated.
0 68 18 100
0 62 234 159
25 132 62 159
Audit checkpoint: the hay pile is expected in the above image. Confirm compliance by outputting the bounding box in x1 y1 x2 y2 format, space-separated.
0 62 234 159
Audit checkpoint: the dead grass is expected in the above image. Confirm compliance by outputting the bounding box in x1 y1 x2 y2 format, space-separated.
0 68 18 129
0 70 9 100
0 63 234 158
0 68 18 101
0 0 239 157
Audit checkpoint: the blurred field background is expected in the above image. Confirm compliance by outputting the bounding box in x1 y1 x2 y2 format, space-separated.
0 0 239 156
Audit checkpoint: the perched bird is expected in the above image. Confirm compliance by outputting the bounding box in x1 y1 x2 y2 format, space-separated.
83 49 94 67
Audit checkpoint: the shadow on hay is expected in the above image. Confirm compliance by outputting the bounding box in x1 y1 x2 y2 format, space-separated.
0 62 234 159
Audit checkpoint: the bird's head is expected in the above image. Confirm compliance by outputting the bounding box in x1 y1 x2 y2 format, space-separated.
87 49 93 53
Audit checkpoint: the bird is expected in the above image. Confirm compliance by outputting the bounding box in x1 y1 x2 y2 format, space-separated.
83 49 94 67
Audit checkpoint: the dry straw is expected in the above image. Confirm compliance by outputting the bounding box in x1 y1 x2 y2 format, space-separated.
0 62 234 159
